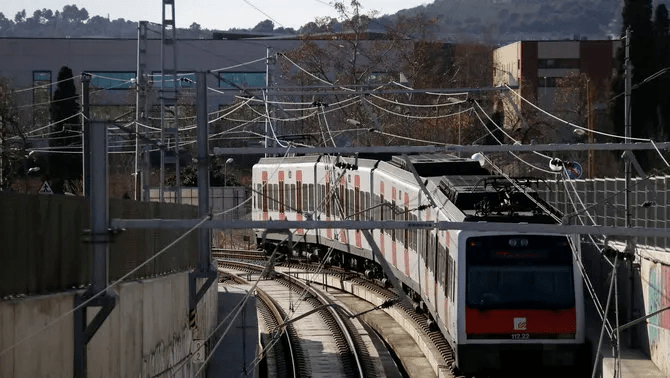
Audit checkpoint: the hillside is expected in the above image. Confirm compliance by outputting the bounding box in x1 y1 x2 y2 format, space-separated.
384 0 624 42
0 0 631 42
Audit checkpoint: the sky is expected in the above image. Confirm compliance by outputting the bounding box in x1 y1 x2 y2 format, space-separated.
2 0 430 30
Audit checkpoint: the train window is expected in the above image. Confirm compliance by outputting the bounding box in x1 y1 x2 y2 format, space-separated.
307 184 316 211
404 207 409 249
446 255 454 299
298 183 304 213
354 187 360 220
423 230 430 267
267 184 272 211
365 192 371 220
391 200 396 242
340 187 346 217
290 184 296 212
270 184 277 211
433 234 438 281
450 257 455 299
465 236 575 310
255 183 261 210
262 183 268 212
279 181 285 213
379 194 384 220
348 189 354 218
326 182 331 217
437 243 446 284
318 184 324 212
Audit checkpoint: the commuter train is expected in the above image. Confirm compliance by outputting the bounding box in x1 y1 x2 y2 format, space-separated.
251 153 587 373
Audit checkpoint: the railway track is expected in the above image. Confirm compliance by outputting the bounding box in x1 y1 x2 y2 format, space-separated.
218 260 373 377
279 261 455 377
218 258 456 377
212 248 268 262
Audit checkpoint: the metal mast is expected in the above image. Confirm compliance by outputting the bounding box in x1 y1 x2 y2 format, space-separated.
624 27 632 230
136 21 149 201
160 0 181 203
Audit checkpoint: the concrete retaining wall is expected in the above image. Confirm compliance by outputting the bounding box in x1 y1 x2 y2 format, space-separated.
0 271 217 377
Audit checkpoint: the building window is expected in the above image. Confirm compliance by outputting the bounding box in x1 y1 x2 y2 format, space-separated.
538 58 580 69
32 71 51 126
88 72 136 89
151 72 196 88
539 77 558 87
218 72 265 88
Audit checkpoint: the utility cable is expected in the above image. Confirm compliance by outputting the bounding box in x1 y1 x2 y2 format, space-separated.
13 74 84 94
364 96 472 120
211 57 268 73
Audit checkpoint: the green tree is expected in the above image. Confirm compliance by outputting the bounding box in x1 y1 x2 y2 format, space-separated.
252 19 274 33
610 0 660 169
654 4 670 141
49 66 81 194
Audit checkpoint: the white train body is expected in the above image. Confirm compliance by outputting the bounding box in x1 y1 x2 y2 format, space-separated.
251 154 586 373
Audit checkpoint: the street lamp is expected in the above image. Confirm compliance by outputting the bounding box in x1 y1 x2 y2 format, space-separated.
224 158 233 188
25 166 40 193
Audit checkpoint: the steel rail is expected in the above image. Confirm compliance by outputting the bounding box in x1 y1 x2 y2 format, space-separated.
273 268 366 378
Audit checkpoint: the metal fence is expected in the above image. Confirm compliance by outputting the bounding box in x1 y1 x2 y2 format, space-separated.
539 175 670 250
0 193 199 298
149 186 249 220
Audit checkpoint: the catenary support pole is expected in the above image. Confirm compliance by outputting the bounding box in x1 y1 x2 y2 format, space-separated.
196 71 211 270
624 27 636 349
82 74 90 197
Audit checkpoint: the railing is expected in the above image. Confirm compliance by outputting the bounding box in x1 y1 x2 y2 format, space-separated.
0 193 199 298
539 175 670 250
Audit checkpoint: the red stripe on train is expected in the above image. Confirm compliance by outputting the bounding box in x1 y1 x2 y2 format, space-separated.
466 308 576 335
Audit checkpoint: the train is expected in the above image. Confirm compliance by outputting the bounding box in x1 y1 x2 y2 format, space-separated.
251 153 587 374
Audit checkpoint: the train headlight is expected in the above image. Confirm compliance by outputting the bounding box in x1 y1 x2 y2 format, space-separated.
508 237 529 248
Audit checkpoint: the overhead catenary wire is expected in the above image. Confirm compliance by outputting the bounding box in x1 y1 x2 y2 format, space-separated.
364 96 473 120
470 101 558 175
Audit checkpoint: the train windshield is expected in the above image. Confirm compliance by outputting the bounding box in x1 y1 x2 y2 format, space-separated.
465 235 575 310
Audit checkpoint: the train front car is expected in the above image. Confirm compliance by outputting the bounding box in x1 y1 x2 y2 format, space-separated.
457 232 586 374
429 160 588 374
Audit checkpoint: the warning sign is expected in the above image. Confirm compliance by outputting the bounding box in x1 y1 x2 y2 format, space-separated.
38 181 53 194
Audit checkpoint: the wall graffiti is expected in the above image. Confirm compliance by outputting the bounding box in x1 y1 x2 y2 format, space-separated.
648 264 670 345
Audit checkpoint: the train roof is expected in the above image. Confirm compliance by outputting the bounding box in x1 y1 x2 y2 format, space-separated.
389 154 489 177
433 174 560 223
255 153 561 223
392 154 561 223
